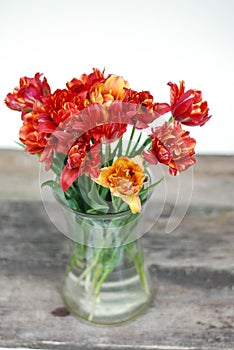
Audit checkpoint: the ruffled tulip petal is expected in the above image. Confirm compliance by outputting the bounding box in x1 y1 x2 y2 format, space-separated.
145 121 196 175
5 73 51 113
142 150 158 165
93 156 145 213
153 102 171 117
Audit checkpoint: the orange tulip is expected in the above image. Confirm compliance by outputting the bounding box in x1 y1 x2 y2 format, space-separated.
90 75 129 106
94 156 145 213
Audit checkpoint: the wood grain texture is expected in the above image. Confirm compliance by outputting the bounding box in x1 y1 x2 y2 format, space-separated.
0 152 233 350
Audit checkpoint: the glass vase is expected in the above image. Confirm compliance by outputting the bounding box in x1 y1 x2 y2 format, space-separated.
60 204 154 325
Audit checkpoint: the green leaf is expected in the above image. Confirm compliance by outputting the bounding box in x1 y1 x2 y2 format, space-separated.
41 179 80 210
14 141 25 149
41 179 63 194
100 186 110 201
86 181 110 214
117 201 129 213
41 179 65 202
130 137 152 157
111 195 129 213
139 176 164 201
50 159 62 176
111 195 122 213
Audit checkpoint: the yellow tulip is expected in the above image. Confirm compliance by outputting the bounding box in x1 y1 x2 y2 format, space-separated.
94 156 145 213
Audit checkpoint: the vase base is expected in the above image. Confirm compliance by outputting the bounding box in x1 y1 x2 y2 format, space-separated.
62 269 154 326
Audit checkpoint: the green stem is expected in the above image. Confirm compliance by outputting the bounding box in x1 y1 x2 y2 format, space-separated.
88 263 103 321
125 125 135 156
105 143 111 166
128 131 142 157
75 250 101 286
109 139 120 161
136 252 150 295
117 137 123 158
88 246 122 321
126 242 150 295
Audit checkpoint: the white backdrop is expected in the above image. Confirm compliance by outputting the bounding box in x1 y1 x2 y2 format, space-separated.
0 0 234 154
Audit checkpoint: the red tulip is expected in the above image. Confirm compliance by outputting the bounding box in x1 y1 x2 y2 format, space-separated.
66 68 105 95
19 123 47 154
168 81 211 126
36 89 85 133
60 137 101 191
5 73 51 113
40 130 76 171
67 103 128 143
124 89 171 128
143 121 196 175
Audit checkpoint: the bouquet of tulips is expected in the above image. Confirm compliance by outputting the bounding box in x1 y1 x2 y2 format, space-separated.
5 68 210 215
5 69 211 323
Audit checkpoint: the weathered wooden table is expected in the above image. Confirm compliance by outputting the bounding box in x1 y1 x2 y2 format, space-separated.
0 151 233 350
